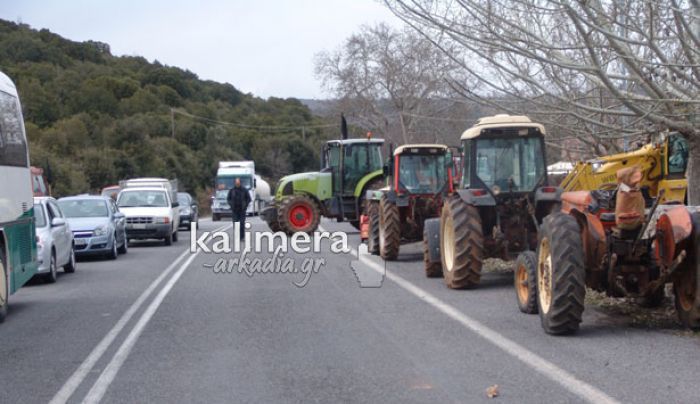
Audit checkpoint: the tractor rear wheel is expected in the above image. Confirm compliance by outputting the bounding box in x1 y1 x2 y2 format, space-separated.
367 202 380 255
673 212 700 329
0 247 8 323
514 251 538 314
423 218 442 278
440 196 482 289
536 213 586 335
278 195 321 234
379 196 400 260
267 217 282 233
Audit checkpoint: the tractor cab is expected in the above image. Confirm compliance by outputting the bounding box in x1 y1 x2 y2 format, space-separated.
321 138 384 195
460 115 548 198
387 144 453 198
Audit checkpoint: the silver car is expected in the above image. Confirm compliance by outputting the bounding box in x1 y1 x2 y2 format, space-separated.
57 196 128 259
34 197 76 283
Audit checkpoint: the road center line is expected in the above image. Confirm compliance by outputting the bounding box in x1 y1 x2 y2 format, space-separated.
49 223 230 404
324 225 620 404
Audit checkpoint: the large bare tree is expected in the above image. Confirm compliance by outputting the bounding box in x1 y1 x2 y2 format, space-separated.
315 22 467 144
385 0 700 201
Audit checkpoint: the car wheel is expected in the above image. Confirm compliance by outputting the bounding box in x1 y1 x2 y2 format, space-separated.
108 236 118 260
117 231 128 254
64 247 76 273
45 251 58 283
164 230 173 246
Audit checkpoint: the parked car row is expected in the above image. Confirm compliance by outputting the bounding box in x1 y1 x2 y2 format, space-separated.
32 182 200 285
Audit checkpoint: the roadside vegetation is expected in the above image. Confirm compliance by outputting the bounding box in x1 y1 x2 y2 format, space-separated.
0 19 331 199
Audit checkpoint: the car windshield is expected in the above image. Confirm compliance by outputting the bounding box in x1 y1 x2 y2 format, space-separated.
177 193 190 205
216 190 228 199
398 153 448 194
33 203 47 227
58 199 109 218
117 190 169 207
474 137 545 192
216 176 252 190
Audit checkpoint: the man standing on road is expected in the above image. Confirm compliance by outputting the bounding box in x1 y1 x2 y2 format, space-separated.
227 178 251 240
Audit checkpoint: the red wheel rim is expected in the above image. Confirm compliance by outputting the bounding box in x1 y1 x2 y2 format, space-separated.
289 203 312 229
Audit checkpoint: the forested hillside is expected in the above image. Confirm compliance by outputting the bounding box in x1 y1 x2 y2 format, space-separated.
0 19 332 198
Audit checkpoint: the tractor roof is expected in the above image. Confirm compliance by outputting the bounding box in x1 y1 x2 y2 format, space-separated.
461 114 546 140
327 138 384 145
393 144 448 156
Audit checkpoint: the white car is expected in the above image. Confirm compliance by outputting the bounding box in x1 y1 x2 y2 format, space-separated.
34 197 76 283
117 187 180 245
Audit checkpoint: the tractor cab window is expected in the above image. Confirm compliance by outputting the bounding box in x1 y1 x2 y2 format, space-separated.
399 153 448 194
342 142 383 193
667 134 688 176
474 136 545 193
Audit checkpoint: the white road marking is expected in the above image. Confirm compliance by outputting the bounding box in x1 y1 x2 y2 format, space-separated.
319 224 619 404
50 224 230 404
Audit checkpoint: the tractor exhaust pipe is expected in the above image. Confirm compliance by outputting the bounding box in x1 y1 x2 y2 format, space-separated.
341 114 348 140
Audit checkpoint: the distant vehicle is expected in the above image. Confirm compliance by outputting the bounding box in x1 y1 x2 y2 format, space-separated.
119 177 178 203
100 185 120 200
0 70 39 322
117 186 180 245
34 197 76 283
212 161 257 220
31 166 50 196
176 192 198 229
254 174 272 212
57 195 127 259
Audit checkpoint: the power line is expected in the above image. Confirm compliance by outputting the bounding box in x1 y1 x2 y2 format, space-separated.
171 108 337 133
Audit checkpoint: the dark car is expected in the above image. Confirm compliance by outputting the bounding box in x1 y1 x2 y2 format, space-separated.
177 192 199 229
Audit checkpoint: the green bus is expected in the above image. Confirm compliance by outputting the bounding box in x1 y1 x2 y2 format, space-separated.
0 71 39 322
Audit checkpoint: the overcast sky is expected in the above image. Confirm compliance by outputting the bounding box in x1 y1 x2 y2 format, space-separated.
1 0 402 99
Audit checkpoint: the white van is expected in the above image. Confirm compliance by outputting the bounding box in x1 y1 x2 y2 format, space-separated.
116 186 180 245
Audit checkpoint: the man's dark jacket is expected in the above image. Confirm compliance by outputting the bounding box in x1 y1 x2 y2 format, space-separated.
227 186 251 213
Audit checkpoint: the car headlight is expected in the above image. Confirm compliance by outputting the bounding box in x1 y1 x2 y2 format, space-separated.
180 208 191 215
93 225 108 236
154 217 170 224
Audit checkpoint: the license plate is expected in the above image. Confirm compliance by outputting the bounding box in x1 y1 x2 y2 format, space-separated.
74 239 87 246
131 224 147 229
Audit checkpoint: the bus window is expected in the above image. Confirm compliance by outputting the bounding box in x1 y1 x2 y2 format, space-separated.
0 91 28 167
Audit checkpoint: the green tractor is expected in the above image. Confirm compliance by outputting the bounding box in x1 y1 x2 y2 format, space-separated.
261 136 385 234
365 144 455 273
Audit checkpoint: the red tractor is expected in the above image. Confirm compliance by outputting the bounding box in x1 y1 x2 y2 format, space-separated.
365 144 455 275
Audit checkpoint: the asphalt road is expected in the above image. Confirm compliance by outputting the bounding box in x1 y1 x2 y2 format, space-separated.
0 217 698 403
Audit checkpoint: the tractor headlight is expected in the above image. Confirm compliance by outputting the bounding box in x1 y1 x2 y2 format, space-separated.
492 185 501 196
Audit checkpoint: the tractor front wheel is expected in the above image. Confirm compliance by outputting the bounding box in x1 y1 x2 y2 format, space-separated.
674 212 700 329
423 218 442 278
367 202 380 255
536 213 586 335
379 196 400 260
440 196 482 289
278 195 321 234
514 251 538 314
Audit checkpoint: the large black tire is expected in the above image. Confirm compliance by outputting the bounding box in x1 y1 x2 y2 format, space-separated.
212 213 220 222
536 213 586 335
278 195 321 234
440 196 483 289
367 202 380 255
64 247 77 273
350 220 361 230
379 196 400 260
423 218 442 278
673 212 700 329
514 251 538 314
0 247 7 323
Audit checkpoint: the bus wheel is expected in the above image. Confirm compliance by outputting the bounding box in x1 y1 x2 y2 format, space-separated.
0 248 8 323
